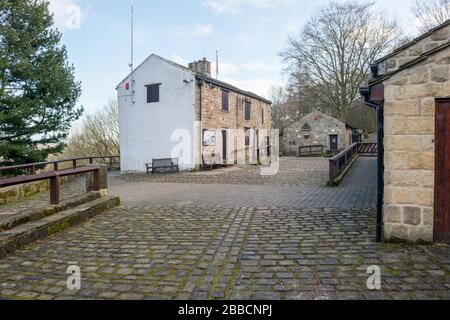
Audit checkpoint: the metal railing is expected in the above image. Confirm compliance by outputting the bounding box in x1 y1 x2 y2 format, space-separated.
0 156 120 177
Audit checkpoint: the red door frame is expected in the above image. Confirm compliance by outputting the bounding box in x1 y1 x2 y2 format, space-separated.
434 98 450 243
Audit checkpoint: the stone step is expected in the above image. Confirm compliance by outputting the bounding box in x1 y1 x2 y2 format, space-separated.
0 195 120 259
0 191 103 232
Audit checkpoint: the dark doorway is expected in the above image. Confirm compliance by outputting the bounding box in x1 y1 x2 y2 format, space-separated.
435 99 450 243
329 135 339 151
222 130 227 164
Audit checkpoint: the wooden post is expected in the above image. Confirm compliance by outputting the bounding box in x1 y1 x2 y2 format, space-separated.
86 165 108 194
50 175 60 205
53 162 59 172
93 169 100 191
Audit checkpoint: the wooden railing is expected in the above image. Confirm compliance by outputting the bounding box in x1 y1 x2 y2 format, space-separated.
299 145 324 157
0 156 120 177
0 166 103 205
328 143 361 185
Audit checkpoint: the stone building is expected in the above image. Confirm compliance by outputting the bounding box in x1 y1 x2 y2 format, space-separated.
361 20 450 243
283 111 354 155
117 54 272 172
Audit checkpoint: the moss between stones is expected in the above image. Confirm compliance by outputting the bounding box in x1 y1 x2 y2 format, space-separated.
47 219 70 236
0 196 120 259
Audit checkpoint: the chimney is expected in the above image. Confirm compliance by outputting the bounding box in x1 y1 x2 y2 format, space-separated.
189 57 211 77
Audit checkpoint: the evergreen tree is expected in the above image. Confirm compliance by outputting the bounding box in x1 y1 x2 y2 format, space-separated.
0 0 82 165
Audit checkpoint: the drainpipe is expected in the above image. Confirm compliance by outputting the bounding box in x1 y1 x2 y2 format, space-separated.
360 85 384 243
198 79 204 170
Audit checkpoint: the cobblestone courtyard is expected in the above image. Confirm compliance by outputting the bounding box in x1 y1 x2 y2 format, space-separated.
0 157 449 300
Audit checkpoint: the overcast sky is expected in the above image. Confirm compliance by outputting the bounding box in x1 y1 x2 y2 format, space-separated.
47 0 418 117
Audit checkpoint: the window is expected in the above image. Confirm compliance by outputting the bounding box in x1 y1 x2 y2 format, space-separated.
261 107 265 124
245 128 251 146
245 101 251 120
221 90 229 112
146 83 161 103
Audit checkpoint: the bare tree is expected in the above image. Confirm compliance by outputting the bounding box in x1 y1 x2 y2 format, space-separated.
271 88 315 132
61 98 119 158
412 0 450 33
280 1 400 122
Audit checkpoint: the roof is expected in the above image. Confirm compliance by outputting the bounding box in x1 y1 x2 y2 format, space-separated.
116 54 192 89
375 19 450 64
116 54 272 105
288 110 353 128
370 40 450 85
196 74 272 104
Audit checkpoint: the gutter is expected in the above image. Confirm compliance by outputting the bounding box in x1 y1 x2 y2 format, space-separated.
359 84 384 243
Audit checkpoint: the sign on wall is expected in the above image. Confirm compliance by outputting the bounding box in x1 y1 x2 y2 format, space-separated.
203 130 216 146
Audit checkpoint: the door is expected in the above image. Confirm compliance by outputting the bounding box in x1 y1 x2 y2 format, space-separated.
329 135 339 151
435 99 450 243
222 130 227 164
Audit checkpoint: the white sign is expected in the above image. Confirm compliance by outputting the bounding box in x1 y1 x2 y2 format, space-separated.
203 130 216 146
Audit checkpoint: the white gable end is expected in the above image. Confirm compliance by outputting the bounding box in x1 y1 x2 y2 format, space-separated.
117 54 197 173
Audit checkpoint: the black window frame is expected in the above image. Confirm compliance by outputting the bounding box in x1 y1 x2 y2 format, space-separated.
146 83 161 103
261 106 265 124
245 101 251 121
221 90 229 112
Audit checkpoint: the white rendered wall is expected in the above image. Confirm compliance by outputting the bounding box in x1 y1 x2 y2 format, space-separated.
117 56 196 173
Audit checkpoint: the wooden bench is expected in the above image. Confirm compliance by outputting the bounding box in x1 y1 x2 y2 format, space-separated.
146 158 179 174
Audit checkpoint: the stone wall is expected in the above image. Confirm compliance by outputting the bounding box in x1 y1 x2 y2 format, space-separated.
196 80 272 164
379 22 450 75
383 48 450 242
283 111 352 155
0 180 49 206
0 176 76 207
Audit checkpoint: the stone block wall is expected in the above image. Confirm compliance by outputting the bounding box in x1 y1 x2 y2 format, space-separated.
0 175 76 207
0 180 49 206
383 49 450 242
195 81 272 164
283 111 352 155
379 23 450 75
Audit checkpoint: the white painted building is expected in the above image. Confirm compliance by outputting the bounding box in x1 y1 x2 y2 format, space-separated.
117 54 197 172
116 54 272 173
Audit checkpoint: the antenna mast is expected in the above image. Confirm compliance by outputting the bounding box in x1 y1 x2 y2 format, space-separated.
216 50 219 79
130 0 135 104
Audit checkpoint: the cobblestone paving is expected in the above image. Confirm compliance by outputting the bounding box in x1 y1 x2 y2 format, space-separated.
110 157 376 209
119 157 329 187
0 206 449 300
1 156 448 300
0 179 86 224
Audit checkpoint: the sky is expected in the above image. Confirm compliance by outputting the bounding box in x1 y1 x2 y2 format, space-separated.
46 0 418 118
